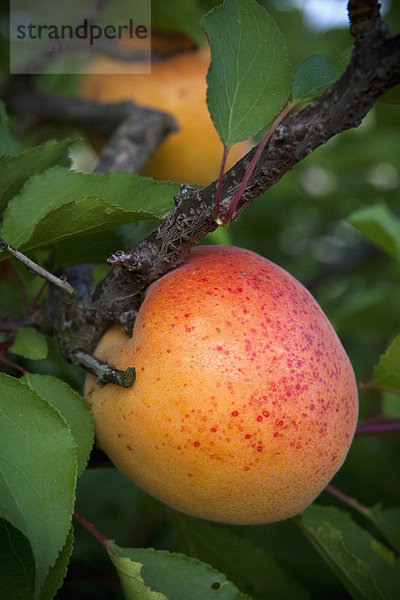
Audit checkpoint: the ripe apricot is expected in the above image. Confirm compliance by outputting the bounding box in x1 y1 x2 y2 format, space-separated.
80 46 249 185
85 246 358 525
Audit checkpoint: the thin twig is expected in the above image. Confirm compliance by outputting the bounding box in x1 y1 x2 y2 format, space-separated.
73 509 116 555
0 238 77 296
220 99 295 224
325 484 368 514
26 280 48 314
356 420 400 435
359 381 400 396
0 341 28 375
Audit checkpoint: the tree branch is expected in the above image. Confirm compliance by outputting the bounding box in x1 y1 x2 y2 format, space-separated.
3 77 177 175
3 1 400 382
94 106 177 175
60 0 399 350
356 420 400 435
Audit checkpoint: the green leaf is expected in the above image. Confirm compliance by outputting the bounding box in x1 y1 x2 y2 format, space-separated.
0 519 36 600
109 553 168 600
22 373 94 476
297 504 400 600
109 542 251 600
52 229 126 268
292 55 337 103
0 101 23 156
75 468 149 550
180 520 310 600
291 47 351 103
0 273 25 316
347 203 400 259
202 0 292 146
0 138 74 217
0 520 73 600
39 527 74 600
0 166 177 255
51 219 161 268
152 0 205 46
372 334 400 391
365 505 400 555
0 373 77 594
9 327 48 360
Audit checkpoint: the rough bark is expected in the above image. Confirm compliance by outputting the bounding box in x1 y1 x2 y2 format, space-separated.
1 1 400 382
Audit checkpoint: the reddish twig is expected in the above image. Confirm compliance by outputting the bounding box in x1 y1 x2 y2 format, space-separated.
0 341 28 375
325 484 368 514
26 280 49 315
356 420 400 436
220 99 295 224
73 509 116 555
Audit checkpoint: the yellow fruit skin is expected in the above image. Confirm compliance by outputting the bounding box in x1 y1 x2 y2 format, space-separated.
79 48 249 185
85 246 358 525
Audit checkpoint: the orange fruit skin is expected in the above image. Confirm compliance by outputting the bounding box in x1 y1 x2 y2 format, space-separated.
79 48 250 185
85 246 358 525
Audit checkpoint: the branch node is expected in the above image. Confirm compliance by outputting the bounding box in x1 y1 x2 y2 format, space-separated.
107 250 142 271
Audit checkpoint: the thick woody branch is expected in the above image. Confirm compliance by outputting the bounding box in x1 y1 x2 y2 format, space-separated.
4 77 133 135
3 77 177 174
2 1 400 382
0 313 42 337
95 107 177 174
80 2 399 339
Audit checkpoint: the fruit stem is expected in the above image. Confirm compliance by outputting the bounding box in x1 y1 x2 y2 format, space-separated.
70 347 136 388
214 144 230 222
221 99 295 224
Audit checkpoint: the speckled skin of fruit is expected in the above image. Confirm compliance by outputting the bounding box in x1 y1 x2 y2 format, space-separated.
79 48 249 185
85 246 358 525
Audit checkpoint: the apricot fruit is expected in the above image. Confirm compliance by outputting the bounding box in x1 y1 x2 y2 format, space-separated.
79 45 249 185
85 245 358 525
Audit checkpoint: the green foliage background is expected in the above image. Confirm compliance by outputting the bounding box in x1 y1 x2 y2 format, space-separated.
0 1 400 599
